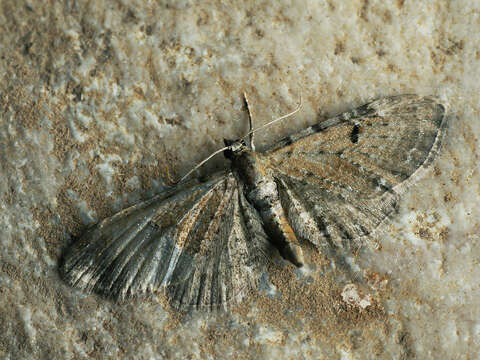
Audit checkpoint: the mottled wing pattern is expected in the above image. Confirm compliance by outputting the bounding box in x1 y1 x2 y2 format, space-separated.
266 95 446 251
60 172 274 311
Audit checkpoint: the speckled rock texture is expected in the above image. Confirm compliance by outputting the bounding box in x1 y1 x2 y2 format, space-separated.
0 1 478 359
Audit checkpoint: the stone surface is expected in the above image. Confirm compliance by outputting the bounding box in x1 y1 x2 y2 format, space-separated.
0 1 478 359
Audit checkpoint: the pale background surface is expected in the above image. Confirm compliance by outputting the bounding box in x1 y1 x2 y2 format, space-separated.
0 1 478 359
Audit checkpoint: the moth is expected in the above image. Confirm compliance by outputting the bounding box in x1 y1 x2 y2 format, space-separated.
60 94 447 311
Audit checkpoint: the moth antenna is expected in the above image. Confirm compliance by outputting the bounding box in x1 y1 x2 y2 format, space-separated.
243 92 256 151
241 93 302 142
178 145 232 184
178 93 301 184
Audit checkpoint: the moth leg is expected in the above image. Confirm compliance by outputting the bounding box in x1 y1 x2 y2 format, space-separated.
243 92 256 151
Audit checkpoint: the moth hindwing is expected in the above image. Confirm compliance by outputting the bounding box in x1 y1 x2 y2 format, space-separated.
60 94 447 311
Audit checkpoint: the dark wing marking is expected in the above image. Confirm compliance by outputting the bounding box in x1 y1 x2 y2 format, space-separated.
265 95 447 251
60 172 274 311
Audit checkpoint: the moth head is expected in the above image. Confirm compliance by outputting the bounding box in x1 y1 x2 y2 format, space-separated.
223 138 248 159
